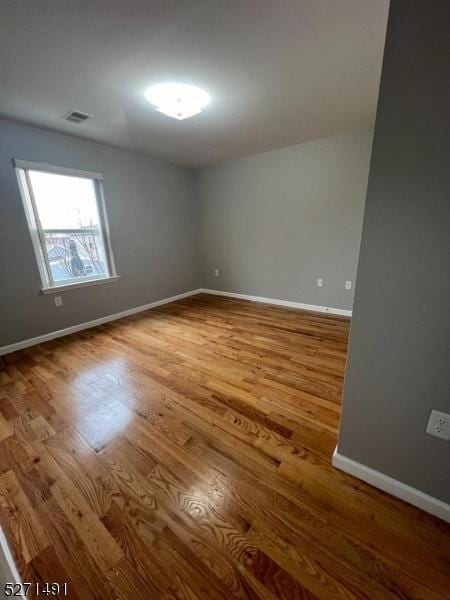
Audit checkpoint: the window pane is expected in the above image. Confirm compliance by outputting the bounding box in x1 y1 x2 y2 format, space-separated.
44 231 108 283
27 170 110 284
28 171 100 229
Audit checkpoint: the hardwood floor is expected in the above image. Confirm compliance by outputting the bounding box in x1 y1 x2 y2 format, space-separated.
0 293 449 599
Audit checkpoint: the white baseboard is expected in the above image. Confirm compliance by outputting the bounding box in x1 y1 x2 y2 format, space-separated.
201 288 352 317
0 287 350 357
332 448 450 523
0 289 202 356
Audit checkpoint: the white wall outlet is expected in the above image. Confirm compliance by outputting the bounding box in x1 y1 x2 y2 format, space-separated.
345 280 352 290
214 269 220 277
426 410 450 441
317 278 323 287
54 296 63 307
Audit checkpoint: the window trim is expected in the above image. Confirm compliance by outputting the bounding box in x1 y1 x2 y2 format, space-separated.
40 275 121 295
13 159 103 181
14 159 119 294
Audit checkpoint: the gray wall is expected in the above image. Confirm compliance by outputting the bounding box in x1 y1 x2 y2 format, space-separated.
0 119 372 348
337 0 450 503
0 119 200 347
197 129 373 310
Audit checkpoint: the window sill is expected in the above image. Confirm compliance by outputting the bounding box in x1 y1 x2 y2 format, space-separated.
41 275 121 294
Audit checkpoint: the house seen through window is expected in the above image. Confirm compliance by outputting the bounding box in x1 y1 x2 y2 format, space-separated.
15 161 116 291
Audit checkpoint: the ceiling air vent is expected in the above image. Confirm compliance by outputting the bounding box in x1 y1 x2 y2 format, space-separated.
63 110 93 124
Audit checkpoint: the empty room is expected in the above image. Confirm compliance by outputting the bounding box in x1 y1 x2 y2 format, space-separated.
0 1 449 598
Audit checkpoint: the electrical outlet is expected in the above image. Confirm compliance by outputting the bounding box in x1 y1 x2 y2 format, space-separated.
214 269 220 277
54 296 63 307
317 278 323 287
345 280 352 290
426 410 450 441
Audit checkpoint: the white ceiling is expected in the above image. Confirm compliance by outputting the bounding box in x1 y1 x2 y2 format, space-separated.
0 0 389 168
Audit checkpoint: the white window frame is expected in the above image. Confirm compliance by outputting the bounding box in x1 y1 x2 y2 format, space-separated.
14 159 119 294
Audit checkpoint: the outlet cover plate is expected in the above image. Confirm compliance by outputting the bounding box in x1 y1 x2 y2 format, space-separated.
426 410 450 441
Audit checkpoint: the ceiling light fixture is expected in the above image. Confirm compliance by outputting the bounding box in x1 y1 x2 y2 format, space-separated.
145 82 211 120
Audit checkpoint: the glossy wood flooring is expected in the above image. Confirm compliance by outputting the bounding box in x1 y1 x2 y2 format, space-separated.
0 294 449 599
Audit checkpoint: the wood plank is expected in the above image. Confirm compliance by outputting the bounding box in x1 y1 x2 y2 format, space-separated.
51 476 123 572
0 294 448 600
0 470 50 563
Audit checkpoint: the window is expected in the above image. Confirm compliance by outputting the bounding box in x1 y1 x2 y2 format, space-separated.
15 160 118 293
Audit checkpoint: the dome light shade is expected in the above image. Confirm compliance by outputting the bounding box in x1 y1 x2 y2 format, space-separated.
145 83 211 120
